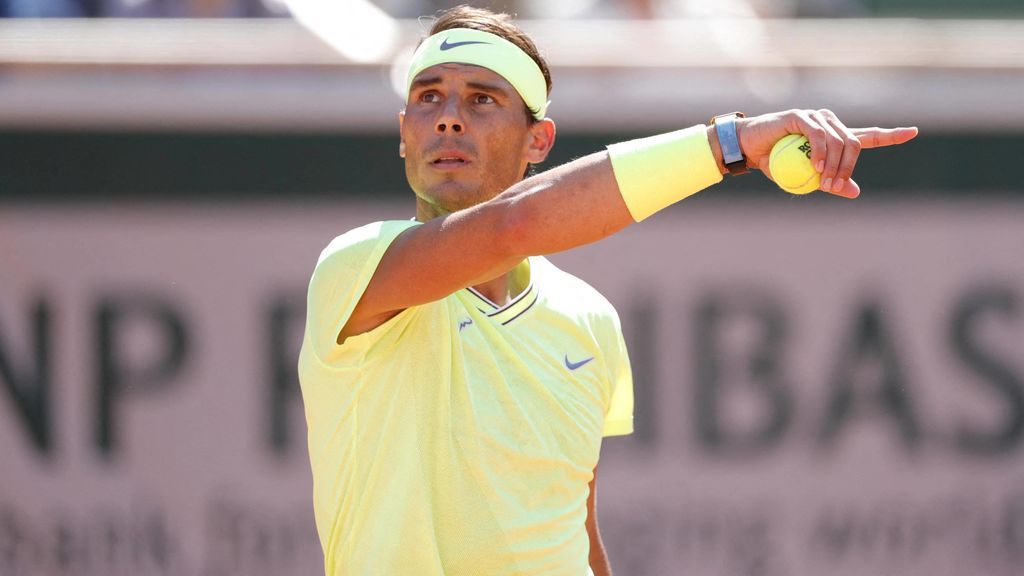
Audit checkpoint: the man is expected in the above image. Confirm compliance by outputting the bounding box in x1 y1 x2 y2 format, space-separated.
298 6 918 575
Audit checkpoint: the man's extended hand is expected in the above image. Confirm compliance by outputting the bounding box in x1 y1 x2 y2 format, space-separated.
737 109 919 198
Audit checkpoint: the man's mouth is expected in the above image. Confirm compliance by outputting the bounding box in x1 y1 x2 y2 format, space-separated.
431 153 470 169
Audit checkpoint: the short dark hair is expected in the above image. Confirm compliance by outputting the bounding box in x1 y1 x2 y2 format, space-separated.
427 5 553 118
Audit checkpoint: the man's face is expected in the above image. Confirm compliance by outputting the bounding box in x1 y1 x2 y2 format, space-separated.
400 63 553 220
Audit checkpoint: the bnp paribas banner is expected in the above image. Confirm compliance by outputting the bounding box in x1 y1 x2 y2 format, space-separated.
1 201 1022 576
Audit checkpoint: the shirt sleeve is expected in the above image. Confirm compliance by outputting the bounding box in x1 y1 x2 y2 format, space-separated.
601 308 634 437
302 220 420 365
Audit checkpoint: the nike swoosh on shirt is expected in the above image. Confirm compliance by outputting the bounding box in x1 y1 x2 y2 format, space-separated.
564 355 595 371
440 38 491 51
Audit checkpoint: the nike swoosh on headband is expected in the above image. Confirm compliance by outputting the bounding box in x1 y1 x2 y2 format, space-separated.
440 38 491 51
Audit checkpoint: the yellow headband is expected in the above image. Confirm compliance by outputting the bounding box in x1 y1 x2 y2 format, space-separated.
406 28 549 120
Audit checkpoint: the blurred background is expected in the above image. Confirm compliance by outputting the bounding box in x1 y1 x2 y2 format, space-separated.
1 1 1023 575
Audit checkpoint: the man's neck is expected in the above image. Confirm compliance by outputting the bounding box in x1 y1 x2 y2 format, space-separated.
413 197 531 305
471 258 530 307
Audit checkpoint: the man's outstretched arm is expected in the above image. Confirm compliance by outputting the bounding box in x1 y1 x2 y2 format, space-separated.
340 110 917 339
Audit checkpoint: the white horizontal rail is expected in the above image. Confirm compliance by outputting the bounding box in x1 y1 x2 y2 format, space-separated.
0 18 1020 131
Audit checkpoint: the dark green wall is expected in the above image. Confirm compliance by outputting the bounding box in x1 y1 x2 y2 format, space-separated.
0 130 1020 202
861 0 1024 18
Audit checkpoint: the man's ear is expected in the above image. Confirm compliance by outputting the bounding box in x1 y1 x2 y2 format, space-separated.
398 110 406 158
525 118 556 165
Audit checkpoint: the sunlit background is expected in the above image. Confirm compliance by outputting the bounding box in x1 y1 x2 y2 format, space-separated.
2 1 1023 575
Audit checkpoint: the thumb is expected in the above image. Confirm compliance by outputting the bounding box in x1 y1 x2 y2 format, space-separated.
828 178 861 199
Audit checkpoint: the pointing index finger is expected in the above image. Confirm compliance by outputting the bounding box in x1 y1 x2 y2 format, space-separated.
852 126 919 149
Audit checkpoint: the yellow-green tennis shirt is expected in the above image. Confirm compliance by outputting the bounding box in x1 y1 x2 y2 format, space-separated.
298 220 634 575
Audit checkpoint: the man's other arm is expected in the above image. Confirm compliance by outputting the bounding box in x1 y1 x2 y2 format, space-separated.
587 466 612 576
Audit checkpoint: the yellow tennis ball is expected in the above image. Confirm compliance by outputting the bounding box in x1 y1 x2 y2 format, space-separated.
769 134 820 194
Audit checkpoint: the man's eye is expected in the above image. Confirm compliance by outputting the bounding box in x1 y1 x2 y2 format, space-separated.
420 92 440 103
474 94 495 104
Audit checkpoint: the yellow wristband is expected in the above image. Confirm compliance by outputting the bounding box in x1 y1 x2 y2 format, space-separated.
607 125 724 222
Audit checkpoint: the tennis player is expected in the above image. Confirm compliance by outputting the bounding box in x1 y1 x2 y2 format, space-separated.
298 6 918 575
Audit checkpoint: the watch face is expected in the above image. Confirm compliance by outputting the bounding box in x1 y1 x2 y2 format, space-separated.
713 113 747 175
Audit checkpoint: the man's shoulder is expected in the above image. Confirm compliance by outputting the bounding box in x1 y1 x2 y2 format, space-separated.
534 257 620 322
317 220 420 266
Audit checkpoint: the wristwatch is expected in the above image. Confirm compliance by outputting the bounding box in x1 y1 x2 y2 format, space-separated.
710 112 749 176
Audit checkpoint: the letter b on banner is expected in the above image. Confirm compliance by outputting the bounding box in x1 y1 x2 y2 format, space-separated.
694 291 793 456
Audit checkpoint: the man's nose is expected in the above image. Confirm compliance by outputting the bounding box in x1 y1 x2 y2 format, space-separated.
435 100 465 134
